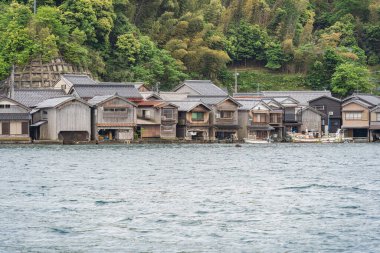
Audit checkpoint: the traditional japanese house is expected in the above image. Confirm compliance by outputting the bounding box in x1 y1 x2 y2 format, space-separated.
370 105 380 142
136 101 178 139
88 95 137 141
341 99 371 141
13 88 66 108
170 101 211 140
31 96 91 142
308 96 342 134
270 96 302 134
299 106 325 137
236 99 275 141
0 96 31 142
341 94 380 141
188 96 241 140
68 82 142 102
261 98 284 140
173 80 228 96
140 92 162 101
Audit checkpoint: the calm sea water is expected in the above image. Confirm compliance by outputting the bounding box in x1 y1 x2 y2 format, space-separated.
0 143 379 252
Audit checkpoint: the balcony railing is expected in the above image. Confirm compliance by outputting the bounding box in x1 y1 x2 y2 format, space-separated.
284 114 301 123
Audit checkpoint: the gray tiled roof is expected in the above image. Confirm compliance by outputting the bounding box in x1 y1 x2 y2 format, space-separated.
13 89 66 107
87 95 114 105
36 96 75 109
170 100 211 112
159 92 188 101
262 91 332 106
235 99 262 110
0 113 30 120
73 83 142 99
177 80 228 96
354 94 380 106
62 74 97 85
188 96 228 105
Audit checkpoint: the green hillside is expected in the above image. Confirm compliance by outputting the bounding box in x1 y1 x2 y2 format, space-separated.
0 0 379 96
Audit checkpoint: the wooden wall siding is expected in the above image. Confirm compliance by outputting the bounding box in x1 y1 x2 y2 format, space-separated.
57 102 91 133
186 105 210 125
160 124 176 139
141 125 160 138
161 107 178 123
237 110 249 139
212 100 239 125
309 97 341 119
342 103 369 128
137 107 160 123
0 121 29 137
301 110 322 133
370 110 380 122
97 107 136 124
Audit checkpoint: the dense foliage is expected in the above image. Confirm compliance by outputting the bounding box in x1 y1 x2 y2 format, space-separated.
0 0 379 94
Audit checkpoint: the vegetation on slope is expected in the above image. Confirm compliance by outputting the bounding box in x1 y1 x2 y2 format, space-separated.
0 0 379 95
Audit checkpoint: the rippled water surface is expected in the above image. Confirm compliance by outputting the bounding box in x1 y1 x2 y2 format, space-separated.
0 143 379 252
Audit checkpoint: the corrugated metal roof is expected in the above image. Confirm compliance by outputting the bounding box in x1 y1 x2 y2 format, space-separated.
176 80 228 96
73 83 142 99
36 96 75 109
62 74 97 85
0 113 30 120
262 91 332 105
13 89 67 107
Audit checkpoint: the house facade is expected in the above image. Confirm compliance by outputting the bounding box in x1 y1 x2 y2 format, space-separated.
88 95 137 141
172 101 211 140
0 96 31 142
31 96 91 142
341 99 371 140
300 107 324 137
308 96 342 134
136 101 178 139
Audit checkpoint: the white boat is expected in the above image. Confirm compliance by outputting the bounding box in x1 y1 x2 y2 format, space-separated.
244 138 272 144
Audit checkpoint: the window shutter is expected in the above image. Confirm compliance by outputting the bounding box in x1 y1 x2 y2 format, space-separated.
2 122 10 135
22 122 29 135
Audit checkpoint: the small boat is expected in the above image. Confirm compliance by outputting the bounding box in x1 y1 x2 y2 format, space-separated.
244 138 272 144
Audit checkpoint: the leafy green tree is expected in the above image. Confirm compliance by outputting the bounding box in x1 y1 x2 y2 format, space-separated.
331 63 374 97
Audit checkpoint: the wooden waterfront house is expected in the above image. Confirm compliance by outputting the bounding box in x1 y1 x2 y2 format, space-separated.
88 95 137 141
270 96 302 134
236 99 276 141
30 96 91 142
136 101 178 139
170 101 211 140
0 96 31 142
341 94 380 141
188 96 241 140
173 80 228 96
261 98 284 140
299 106 325 137
370 105 380 142
308 96 342 134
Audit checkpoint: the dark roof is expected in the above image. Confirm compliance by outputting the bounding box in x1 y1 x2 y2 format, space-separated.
0 113 30 120
174 80 228 96
62 74 97 85
187 95 242 107
72 83 142 99
308 95 341 103
13 89 66 107
262 91 332 105
346 94 380 106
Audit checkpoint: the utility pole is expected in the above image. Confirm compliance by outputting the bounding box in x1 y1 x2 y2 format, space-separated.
234 68 239 94
9 65 15 99
257 83 260 93
156 82 160 93
34 0 37 14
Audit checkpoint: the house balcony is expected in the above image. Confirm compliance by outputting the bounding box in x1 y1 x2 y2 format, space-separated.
284 114 302 123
